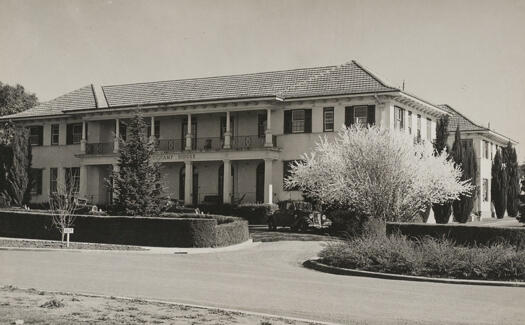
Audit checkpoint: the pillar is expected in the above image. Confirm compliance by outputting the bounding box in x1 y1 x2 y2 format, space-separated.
185 113 192 150
80 121 87 153
224 111 231 149
113 119 120 153
150 116 156 142
223 159 232 204
184 161 193 205
265 108 273 147
264 158 273 204
79 165 87 198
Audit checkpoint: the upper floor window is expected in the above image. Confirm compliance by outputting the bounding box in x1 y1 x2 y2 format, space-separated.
30 168 43 195
483 140 489 159
407 111 413 134
66 123 82 145
345 106 375 127
29 126 43 146
283 109 311 134
426 118 432 141
51 124 59 145
292 110 305 133
323 107 334 132
394 106 405 130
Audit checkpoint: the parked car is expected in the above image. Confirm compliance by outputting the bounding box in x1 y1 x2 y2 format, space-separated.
267 200 329 231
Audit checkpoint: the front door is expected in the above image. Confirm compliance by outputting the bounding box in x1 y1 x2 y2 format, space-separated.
255 162 265 203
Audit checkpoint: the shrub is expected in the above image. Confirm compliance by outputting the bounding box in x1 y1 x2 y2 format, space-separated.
197 203 277 224
492 150 507 218
319 232 525 281
386 222 525 247
286 125 473 223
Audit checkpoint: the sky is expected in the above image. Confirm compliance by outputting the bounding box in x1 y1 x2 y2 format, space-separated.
1 0 524 160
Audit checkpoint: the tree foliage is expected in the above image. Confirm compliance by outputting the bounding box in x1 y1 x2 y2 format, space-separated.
503 142 520 217
451 127 477 223
0 122 32 206
286 125 473 223
432 115 452 224
492 149 507 218
0 82 38 116
107 111 166 217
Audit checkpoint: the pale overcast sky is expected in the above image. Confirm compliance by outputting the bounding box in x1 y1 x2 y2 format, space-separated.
1 0 524 160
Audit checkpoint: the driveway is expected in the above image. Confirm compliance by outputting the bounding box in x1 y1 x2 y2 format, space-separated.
1 241 524 324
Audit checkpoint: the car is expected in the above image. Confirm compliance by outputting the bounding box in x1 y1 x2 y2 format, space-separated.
267 200 329 231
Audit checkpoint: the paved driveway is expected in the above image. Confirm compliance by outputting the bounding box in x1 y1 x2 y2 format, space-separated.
1 241 524 324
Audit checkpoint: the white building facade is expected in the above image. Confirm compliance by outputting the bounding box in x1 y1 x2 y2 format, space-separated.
4 61 451 208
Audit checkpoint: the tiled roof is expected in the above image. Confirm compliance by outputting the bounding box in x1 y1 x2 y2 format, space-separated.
438 104 488 133
1 85 97 119
102 61 398 107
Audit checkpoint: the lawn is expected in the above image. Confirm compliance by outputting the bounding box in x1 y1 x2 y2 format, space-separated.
0 285 318 325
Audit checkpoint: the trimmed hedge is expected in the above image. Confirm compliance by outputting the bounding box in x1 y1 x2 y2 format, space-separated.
216 219 250 247
0 210 248 248
387 222 525 247
197 203 277 224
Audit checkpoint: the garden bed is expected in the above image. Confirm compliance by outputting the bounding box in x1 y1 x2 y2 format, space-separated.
318 232 525 282
0 210 248 248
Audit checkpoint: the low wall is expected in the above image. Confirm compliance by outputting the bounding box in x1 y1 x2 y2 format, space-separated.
387 222 525 247
0 210 248 248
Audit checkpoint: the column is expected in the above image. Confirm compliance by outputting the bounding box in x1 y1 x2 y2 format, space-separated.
80 121 87 153
184 161 193 205
185 113 192 150
150 116 156 142
113 119 120 153
265 108 273 147
224 111 231 149
223 159 232 204
112 164 119 201
79 165 87 198
264 158 273 204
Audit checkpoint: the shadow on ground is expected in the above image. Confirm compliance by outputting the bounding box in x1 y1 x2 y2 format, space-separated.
249 225 335 242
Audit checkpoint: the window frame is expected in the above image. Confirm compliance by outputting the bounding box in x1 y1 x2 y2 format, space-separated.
51 124 60 145
323 107 334 132
353 106 368 126
29 126 42 146
394 106 405 130
291 109 306 133
426 118 432 141
49 168 58 194
30 168 43 195
65 167 80 194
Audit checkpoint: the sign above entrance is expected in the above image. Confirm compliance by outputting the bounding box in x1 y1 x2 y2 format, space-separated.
155 152 196 161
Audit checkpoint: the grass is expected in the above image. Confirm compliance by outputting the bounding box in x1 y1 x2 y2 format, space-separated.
0 285 319 325
319 231 525 281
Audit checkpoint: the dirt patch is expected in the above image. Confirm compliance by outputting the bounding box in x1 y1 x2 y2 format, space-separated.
0 239 147 251
0 285 319 324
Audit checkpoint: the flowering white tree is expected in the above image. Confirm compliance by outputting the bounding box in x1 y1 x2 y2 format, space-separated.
285 125 474 222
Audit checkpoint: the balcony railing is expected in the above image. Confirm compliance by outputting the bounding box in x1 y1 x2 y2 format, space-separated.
84 134 277 155
85 142 113 155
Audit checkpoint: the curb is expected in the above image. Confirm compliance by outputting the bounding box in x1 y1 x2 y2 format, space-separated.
303 259 525 288
2 285 338 325
0 238 258 255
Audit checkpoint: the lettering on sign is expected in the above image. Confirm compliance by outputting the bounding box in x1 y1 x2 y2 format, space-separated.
63 228 74 234
154 152 196 161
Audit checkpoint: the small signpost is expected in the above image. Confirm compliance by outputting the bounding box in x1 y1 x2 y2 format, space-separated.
63 228 74 248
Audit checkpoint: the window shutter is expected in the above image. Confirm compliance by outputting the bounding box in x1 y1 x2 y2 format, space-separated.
345 107 355 127
367 106 376 125
304 109 312 133
66 124 73 145
284 110 292 134
37 126 43 145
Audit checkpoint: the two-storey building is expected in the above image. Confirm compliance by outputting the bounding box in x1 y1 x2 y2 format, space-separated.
1 61 452 208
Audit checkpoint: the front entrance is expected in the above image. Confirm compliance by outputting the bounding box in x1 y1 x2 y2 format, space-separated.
179 166 198 206
255 161 265 203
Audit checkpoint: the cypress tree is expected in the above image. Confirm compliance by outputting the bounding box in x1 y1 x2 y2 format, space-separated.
491 149 507 218
107 111 166 217
504 143 520 217
451 126 477 223
432 115 452 224
3 126 31 206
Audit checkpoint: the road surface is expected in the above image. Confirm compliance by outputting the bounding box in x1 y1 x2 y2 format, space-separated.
1 241 524 324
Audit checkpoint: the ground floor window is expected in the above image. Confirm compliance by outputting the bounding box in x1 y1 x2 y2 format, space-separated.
483 178 489 202
30 169 42 195
65 167 80 194
49 168 58 194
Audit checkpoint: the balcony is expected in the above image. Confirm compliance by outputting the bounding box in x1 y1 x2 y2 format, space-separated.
83 134 278 156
